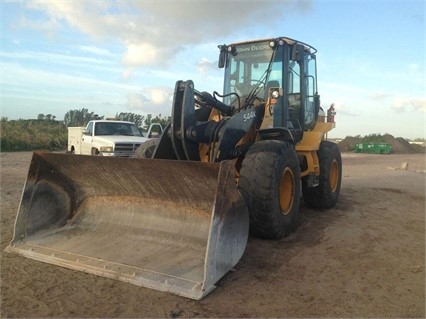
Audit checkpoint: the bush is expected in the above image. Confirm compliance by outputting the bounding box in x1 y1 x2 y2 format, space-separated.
0 118 67 152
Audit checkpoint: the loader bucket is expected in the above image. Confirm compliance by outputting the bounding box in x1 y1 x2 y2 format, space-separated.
5 152 249 300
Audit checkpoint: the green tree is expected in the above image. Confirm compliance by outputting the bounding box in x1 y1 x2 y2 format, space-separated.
64 108 103 127
115 112 145 127
38 114 56 121
45 114 55 121
144 114 171 129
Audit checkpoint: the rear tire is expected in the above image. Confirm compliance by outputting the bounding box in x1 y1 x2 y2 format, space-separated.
133 138 159 158
302 141 342 209
239 140 301 239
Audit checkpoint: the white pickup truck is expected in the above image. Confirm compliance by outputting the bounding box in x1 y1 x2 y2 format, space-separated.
67 120 162 157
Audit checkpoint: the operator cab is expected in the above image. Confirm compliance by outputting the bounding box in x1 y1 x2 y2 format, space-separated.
219 37 320 143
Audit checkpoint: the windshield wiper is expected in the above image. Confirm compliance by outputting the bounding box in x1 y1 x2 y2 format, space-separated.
245 50 276 106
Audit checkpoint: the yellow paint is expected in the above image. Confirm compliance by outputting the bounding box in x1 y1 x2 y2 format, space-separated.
197 99 336 179
296 121 335 176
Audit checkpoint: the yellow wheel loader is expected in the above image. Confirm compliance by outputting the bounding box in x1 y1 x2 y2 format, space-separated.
6 37 342 300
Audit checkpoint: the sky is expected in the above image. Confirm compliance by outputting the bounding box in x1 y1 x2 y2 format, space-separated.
1 0 425 139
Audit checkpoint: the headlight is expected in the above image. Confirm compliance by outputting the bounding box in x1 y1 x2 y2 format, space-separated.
100 146 114 153
271 90 280 99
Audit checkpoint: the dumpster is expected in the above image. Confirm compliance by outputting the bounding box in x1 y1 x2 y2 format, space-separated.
354 143 392 154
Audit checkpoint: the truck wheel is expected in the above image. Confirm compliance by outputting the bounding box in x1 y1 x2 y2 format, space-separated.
133 139 159 158
239 140 301 239
91 148 100 156
302 141 342 209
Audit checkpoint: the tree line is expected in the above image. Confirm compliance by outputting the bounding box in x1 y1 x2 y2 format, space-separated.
0 108 171 152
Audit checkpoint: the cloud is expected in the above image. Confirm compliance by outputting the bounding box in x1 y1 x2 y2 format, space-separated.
368 91 426 114
1 49 117 76
23 0 312 67
150 88 170 105
25 0 123 39
122 43 159 67
127 87 173 115
328 101 360 117
366 89 426 114
392 97 426 113
2 61 144 113
127 92 149 109
369 90 392 101
197 57 217 74
79 45 114 57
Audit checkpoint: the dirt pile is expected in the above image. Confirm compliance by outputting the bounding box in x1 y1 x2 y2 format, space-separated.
338 134 425 154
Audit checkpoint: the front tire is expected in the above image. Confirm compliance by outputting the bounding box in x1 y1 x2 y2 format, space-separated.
302 141 342 209
239 140 301 239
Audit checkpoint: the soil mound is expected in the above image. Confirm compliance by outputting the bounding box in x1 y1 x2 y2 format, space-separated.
338 134 424 154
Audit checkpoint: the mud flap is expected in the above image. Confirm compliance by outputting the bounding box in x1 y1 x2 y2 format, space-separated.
5 152 249 300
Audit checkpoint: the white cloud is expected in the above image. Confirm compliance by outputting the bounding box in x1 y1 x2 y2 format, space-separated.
327 101 360 117
369 90 392 101
23 0 312 67
79 45 114 57
127 92 148 110
126 87 173 115
197 57 217 74
1 61 143 114
122 43 159 67
25 0 121 39
1 50 115 70
150 89 169 105
392 97 426 113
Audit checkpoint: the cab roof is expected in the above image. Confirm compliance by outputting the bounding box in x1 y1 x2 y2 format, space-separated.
226 36 317 54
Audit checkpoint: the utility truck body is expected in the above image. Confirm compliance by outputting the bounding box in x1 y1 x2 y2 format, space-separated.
67 120 161 157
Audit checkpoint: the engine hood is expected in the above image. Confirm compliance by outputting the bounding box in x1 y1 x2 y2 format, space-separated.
95 135 150 144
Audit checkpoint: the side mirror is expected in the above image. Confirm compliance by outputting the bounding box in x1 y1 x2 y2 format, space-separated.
218 48 226 68
83 129 90 136
218 44 231 68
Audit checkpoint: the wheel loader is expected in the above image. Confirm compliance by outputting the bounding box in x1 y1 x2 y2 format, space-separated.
6 37 342 300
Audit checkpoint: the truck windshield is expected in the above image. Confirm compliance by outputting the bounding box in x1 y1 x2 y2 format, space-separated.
95 123 142 136
223 41 282 105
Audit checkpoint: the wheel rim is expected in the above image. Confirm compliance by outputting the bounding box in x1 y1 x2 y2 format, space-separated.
279 167 295 215
329 159 339 192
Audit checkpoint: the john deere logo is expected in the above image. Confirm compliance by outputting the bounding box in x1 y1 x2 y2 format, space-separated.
236 44 269 53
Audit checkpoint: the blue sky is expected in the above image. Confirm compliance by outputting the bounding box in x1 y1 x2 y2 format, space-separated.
1 0 425 139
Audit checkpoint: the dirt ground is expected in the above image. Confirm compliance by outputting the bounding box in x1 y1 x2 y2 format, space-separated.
1 151 425 318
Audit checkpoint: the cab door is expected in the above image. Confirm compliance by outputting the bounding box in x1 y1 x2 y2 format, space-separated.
302 53 318 130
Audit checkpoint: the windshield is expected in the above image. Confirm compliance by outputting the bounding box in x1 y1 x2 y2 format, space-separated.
94 122 142 136
223 41 282 105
